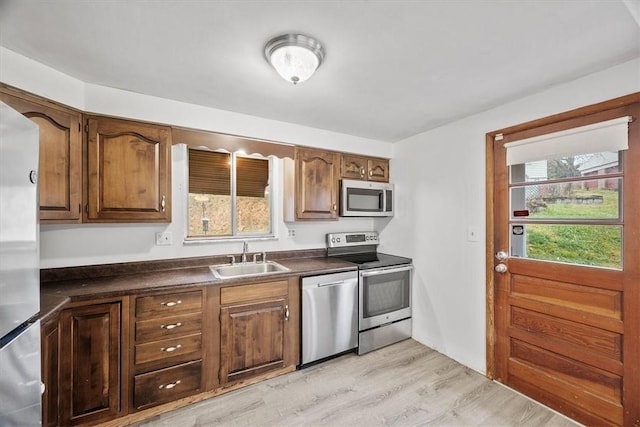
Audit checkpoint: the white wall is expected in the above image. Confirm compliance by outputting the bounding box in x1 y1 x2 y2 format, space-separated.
379 58 640 374
0 47 393 268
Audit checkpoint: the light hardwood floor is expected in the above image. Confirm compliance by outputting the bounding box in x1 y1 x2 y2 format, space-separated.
130 339 579 426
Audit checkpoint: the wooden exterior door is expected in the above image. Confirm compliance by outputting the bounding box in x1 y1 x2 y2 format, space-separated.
488 95 640 426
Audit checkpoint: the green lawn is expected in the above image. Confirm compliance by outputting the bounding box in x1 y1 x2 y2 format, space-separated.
525 189 621 268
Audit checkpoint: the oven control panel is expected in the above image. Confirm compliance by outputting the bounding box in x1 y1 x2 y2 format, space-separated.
326 231 379 248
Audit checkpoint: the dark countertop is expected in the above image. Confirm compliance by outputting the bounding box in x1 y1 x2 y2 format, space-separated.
39 253 356 322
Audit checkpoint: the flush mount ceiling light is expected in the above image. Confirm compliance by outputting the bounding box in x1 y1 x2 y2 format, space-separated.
264 34 325 85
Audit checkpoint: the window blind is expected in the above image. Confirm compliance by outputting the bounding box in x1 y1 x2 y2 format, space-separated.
188 150 230 195
188 149 269 197
504 116 631 165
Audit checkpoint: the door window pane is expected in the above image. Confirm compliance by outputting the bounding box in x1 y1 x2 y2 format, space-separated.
508 150 623 270
510 178 621 220
510 224 622 269
510 151 621 184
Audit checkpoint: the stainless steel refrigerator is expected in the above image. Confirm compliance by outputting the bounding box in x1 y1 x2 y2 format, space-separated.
0 101 42 425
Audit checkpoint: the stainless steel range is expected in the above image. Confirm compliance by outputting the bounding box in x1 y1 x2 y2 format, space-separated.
327 231 412 354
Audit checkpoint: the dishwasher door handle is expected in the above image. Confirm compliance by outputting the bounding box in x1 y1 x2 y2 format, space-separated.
317 280 348 288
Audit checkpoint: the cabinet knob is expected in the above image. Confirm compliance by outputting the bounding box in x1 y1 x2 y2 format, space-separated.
360 167 365 177
161 300 182 307
332 203 337 212
159 380 181 390
160 322 183 330
284 305 290 321
369 170 373 176
160 195 166 212
160 344 182 353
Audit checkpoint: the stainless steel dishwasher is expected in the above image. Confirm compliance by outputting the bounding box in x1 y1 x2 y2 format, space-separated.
301 270 358 365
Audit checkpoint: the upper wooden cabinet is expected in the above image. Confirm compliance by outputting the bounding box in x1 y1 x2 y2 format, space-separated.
341 154 389 182
85 116 171 222
0 88 82 222
284 147 340 221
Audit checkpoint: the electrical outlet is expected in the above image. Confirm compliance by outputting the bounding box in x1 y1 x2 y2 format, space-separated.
155 231 173 246
287 229 296 239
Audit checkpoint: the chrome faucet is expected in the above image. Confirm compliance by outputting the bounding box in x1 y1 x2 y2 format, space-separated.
241 241 249 263
252 251 267 263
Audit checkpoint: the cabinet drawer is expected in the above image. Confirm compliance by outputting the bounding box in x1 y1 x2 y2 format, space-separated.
135 312 202 343
136 290 202 319
135 333 202 366
134 360 202 411
221 280 288 305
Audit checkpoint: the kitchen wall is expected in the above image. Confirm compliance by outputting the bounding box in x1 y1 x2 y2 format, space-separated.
3 46 639 377
0 47 393 269
379 58 640 374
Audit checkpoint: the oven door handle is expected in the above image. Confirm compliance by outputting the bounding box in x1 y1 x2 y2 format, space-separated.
360 265 413 277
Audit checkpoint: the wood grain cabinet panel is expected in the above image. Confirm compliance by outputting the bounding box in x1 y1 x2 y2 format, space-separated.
59 301 122 426
41 317 60 427
341 154 389 182
130 289 204 412
134 333 202 366
134 361 202 411
0 88 82 222
135 290 202 319
220 299 287 384
85 116 171 222
219 279 298 386
135 312 202 342
294 147 340 220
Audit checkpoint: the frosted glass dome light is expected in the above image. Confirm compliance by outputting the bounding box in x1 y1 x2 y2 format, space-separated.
265 34 325 85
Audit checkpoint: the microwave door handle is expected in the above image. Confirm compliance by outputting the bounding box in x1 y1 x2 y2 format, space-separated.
360 265 413 277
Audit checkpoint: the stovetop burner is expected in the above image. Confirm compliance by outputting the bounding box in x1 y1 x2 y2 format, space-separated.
326 231 411 270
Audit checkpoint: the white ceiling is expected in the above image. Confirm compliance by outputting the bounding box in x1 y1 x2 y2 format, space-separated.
1 1 638 142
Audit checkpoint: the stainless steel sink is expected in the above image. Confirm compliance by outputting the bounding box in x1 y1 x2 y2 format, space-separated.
210 261 290 279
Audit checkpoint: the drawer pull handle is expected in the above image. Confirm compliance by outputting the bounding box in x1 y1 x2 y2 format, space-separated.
161 322 183 330
161 300 182 307
161 195 166 212
159 380 181 390
161 344 182 353
284 305 290 321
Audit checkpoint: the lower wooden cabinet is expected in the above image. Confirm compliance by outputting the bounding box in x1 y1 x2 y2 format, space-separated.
219 278 299 385
41 317 60 427
59 300 123 426
46 278 300 425
130 289 204 411
133 360 202 411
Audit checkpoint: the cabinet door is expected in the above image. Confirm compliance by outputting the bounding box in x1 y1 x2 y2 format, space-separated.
41 318 60 427
295 148 339 220
367 158 390 182
0 90 82 222
86 116 171 222
60 302 122 425
219 298 288 384
341 154 368 180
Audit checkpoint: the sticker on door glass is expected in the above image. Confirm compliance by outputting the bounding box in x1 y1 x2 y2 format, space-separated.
512 225 524 235
513 210 530 217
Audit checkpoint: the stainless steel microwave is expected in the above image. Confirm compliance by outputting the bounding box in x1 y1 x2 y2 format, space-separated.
340 179 394 217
